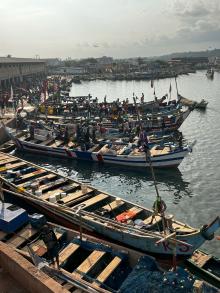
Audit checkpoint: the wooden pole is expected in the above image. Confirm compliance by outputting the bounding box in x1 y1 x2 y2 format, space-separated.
175 77 179 96
133 95 160 199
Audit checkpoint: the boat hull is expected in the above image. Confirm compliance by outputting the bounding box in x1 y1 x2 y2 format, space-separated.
13 138 189 168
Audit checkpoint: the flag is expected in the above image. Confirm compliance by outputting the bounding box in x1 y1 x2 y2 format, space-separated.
151 80 154 88
53 83 58 92
10 85 13 101
42 80 48 102
169 83 172 93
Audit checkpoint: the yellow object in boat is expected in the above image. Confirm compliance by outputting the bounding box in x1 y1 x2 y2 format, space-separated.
48 106 53 115
0 167 6 172
40 105 45 113
17 186 25 192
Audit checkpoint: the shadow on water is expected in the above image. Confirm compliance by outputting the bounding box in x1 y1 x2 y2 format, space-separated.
15 151 192 204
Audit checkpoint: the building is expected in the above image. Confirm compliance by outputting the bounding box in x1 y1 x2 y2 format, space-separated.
0 57 46 88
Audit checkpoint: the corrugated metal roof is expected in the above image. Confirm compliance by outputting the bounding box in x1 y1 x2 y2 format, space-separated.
0 57 45 64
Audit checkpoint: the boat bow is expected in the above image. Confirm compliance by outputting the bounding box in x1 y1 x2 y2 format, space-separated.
200 217 220 240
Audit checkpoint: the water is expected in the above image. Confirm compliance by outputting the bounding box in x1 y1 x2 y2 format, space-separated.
18 70 220 257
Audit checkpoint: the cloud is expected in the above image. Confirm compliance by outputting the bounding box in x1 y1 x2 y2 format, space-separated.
172 0 220 18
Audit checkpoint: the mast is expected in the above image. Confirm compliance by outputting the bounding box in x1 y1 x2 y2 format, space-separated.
133 95 160 199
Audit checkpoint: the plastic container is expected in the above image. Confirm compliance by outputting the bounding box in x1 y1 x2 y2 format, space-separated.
35 190 42 196
29 213 47 229
60 192 66 198
81 184 88 193
49 195 57 203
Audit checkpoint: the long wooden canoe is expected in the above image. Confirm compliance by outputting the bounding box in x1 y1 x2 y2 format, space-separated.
0 151 219 256
1 201 218 292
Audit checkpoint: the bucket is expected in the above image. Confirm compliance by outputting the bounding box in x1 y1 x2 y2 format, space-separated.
81 184 88 193
115 197 121 205
60 192 66 198
49 195 56 203
35 190 42 196
31 182 39 193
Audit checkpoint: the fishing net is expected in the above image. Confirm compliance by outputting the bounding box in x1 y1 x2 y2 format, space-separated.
119 256 218 293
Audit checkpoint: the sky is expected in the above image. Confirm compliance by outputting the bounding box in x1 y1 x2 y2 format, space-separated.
0 0 220 59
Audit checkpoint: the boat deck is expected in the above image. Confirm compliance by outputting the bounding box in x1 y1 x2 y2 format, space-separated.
0 221 130 292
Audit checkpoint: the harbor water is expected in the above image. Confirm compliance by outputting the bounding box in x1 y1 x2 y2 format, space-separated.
18 70 220 257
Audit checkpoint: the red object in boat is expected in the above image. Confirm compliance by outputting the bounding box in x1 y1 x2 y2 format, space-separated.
116 210 137 223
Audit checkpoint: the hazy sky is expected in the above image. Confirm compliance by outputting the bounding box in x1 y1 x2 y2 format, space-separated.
1 0 220 59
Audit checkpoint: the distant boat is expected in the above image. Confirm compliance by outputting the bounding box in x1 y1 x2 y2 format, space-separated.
178 94 208 110
72 77 81 84
186 250 220 289
6 126 192 169
206 68 214 79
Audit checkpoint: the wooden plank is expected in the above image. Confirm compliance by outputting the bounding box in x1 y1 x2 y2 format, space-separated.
172 223 196 233
0 158 18 166
143 215 162 225
0 161 27 172
39 138 54 146
0 153 10 159
73 250 106 278
16 173 57 188
79 193 109 210
59 188 93 205
49 140 64 147
63 283 75 291
191 252 212 268
0 231 7 241
39 178 68 192
6 224 38 247
15 169 47 183
41 183 79 201
59 243 80 265
92 256 122 287
102 199 125 212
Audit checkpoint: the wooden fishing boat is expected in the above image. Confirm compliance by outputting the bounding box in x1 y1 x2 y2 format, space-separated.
36 94 191 134
0 200 218 292
6 126 191 168
185 250 220 288
0 241 67 293
0 152 219 257
178 95 208 110
206 69 214 79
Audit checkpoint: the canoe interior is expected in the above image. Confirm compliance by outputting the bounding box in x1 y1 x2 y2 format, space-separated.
0 151 198 239
0 217 145 292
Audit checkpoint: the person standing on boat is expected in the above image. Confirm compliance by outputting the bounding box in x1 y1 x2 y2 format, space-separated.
30 225 60 269
141 93 144 103
150 196 167 225
138 128 148 147
29 123 35 140
64 126 69 144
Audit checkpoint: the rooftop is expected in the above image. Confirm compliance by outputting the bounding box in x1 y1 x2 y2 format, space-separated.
0 57 45 64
